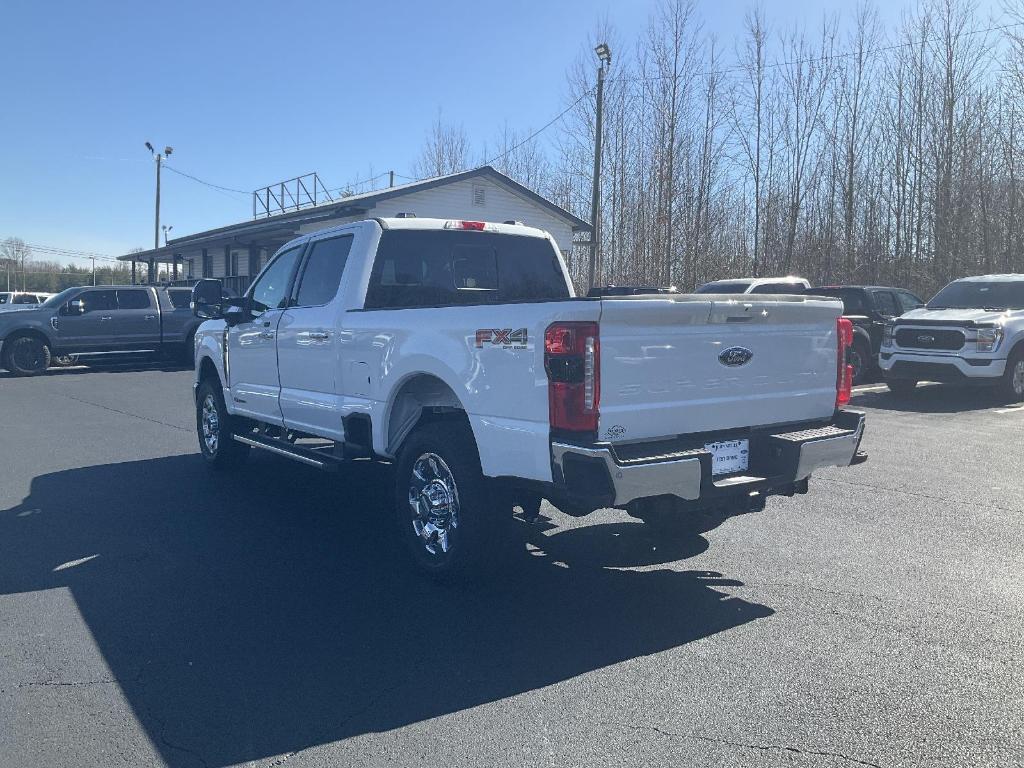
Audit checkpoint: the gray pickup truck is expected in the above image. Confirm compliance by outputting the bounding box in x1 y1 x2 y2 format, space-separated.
0 285 202 376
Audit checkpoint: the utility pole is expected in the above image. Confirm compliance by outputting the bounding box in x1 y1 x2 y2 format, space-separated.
389 170 395 188
91 256 96 286
588 43 611 291
145 142 173 282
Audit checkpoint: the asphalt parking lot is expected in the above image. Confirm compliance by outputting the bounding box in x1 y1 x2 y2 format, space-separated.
1 363 1022 768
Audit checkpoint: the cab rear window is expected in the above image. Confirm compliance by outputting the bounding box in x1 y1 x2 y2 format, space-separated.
364 230 569 309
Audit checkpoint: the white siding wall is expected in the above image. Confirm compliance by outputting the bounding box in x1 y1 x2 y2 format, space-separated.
371 178 576 252
295 177 578 252
210 248 226 277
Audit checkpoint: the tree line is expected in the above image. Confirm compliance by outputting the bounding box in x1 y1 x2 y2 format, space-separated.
1 238 137 293
416 0 1024 299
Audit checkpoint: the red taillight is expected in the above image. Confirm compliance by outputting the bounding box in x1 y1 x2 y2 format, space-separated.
545 322 600 434
444 220 488 231
836 317 854 407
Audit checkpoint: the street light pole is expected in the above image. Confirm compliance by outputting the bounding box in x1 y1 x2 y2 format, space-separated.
145 142 173 283
91 256 96 286
588 43 611 291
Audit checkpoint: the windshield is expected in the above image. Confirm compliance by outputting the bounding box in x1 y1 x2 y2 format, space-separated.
694 280 752 294
927 280 1024 310
39 287 80 309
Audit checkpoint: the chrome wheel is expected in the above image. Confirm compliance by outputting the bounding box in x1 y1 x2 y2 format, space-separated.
408 452 460 556
1013 360 1024 396
201 394 220 454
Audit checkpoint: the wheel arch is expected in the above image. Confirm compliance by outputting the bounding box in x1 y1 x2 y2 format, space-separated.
383 372 472 457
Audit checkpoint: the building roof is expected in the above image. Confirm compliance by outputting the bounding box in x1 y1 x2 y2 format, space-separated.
119 165 589 262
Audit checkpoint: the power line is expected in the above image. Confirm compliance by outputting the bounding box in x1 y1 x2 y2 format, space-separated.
482 88 597 167
162 164 250 195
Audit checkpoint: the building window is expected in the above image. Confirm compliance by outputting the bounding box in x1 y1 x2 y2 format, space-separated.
472 184 486 207
202 249 211 278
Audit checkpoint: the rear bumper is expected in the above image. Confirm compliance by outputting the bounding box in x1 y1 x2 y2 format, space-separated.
550 410 865 509
879 352 1005 382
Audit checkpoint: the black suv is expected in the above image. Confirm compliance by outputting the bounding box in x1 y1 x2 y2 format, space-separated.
807 285 923 384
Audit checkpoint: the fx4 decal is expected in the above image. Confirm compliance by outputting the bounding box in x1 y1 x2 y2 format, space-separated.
475 328 528 350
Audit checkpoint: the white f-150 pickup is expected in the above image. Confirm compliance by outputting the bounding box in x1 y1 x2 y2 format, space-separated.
880 274 1024 400
191 217 866 574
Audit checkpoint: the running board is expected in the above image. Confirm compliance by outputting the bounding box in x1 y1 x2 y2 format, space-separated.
232 434 338 470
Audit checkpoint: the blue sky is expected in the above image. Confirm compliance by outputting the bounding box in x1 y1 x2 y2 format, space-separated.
0 0 1002 263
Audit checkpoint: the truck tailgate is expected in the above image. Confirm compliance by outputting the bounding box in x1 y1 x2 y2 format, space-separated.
597 295 842 443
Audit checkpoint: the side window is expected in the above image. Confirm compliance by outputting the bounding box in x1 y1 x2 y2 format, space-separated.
896 291 921 313
871 290 899 317
116 289 153 310
293 235 354 307
81 290 117 313
250 246 303 313
166 289 192 309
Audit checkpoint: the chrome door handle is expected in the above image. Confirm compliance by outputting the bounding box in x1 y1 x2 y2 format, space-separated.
100 316 113 321
307 331 330 341
144 314 157 321
259 330 276 340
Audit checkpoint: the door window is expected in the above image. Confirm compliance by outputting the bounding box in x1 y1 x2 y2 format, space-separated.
81 290 117 312
116 289 153 309
250 246 303 314
293 235 353 307
871 290 899 317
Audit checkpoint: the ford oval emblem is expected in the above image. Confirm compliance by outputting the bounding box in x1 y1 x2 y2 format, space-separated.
719 346 753 367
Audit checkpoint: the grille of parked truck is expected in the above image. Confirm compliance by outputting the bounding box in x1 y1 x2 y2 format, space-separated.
190 217 867 575
879 274 1024 400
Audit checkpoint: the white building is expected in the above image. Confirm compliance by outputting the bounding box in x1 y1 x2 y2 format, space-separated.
120 166 590 294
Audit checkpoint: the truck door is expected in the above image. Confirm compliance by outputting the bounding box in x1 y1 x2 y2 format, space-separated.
56 289 117 350
114 288 160 348
226 244 304 426
277 232 354 440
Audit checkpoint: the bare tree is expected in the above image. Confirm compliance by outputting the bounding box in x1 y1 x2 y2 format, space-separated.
413 112 471 178
0 237 32 291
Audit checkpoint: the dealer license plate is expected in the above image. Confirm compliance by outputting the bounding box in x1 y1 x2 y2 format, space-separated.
704 439 749 476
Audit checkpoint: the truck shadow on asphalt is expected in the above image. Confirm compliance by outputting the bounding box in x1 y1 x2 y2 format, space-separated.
0 455 773 768
849 383 1016 413
0 359 192 378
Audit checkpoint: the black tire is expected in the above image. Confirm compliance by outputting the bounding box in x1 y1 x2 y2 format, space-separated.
849 337 873 386
2 335 51 376
885 378 918 395
196 379 249 470
393 419 488 576
999 348 1024 402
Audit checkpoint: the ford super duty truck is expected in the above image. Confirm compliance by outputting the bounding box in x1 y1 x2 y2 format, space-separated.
0 285 201 375
191 217 866 575
880 274 1024 400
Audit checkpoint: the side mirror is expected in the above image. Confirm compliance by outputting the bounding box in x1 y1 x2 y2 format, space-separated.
191 279 224 320
222 302 251 327
68 299 86 315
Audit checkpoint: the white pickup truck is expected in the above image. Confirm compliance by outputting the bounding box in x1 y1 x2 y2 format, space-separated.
191 217 866 574
880 274 1024 400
